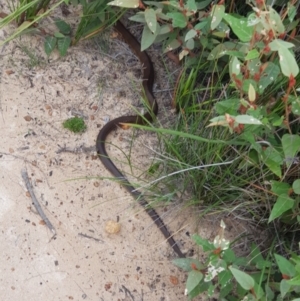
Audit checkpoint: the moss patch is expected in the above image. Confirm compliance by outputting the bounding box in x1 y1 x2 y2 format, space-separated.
63 117 87 133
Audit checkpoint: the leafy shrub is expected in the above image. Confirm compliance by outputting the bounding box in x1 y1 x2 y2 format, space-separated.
173 220 300 300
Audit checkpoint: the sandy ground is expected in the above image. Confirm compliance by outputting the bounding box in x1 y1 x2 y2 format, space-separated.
0 10 258 301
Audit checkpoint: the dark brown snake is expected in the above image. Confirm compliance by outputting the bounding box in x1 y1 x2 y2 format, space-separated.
96 21 185 258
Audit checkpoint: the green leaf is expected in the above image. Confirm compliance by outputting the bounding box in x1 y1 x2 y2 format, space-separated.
54 32 65 38
186 270 203 294
145 8 157 33
274 254 296 278
292 179 300 195
215 98 240 115
269 7 285 34
222 249 236 263
166 12 187 28
55 18 71 35
245 49 259 60
196 0 211 10
185 0 197 11
289 96 300 115
172 258 204 272
270 181 290 195
248 244 264 265
223 14 253 42
258 62 280 94
194 20 209 30
218 270 232 287
287 3 297 22
268 194 295 222
210 5 225 30
108 0 139 8
262 147 283 177
164 38 181 53
280 279 291 298
141 25 157 51
44 36 57 56
269 39 295 51
57 37 71 56
129 13 146 23
185 29 197 41
278 46 299 77
282 134 300 168
287 275 300 286
229 267 255 290
158 25 171 35
235 115 262 125
185 39 194 50
265 284 275 300
192 234 215 251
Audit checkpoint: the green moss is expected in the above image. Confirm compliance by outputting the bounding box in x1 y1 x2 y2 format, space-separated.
63 117 87 133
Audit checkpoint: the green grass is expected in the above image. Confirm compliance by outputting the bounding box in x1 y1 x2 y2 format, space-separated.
135 48 300 258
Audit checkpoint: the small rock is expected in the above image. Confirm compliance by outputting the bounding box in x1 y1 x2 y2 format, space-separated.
105 220 121 234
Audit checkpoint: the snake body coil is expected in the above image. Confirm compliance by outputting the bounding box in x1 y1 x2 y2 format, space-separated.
96 21 185 258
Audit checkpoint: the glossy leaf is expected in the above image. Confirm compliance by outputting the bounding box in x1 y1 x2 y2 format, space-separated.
230 56 241 75
269 194 295 222
229 267 255 290
145 8 157 33
269 39 295 51
210 5 225 30
274 254 296 277
235 115 261 125
278 46 299 77
186 270 203 294
185 29 197 41
186 38 194 50
141 24 157 51
269 7 285 34
223 14 253 42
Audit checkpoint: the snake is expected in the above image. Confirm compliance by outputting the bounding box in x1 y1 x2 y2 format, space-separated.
96 21 185 258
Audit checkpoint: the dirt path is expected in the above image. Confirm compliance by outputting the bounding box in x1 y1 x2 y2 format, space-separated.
0 12 258 299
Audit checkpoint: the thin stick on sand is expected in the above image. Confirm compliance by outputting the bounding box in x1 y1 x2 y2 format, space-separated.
21 168 56 238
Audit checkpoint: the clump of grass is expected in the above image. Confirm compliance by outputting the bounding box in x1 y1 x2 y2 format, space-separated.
63 117 86 133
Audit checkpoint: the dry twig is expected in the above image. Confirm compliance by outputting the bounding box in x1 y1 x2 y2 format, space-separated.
21 168 56 238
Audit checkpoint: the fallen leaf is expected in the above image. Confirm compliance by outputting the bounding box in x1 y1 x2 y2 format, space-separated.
24 115 32 122
169 275 179 285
